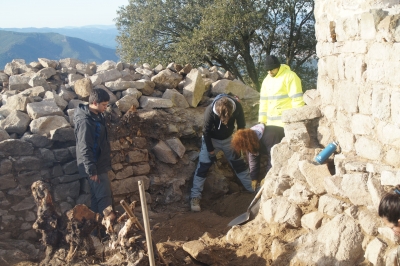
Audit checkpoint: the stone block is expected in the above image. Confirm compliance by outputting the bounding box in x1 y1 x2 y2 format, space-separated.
53 181 80 201
301 211 324 231
350 114 373 135
365 238 386 266
57 174 83 184
333 125 354 153
97 69 123 83
0 110 30 135
341 173 373 207
162 89 189 108
11 196 36 211
377 121 400 147
384 147 400 168
21 133 52 148
372 87 390 120
0 159 12 175
43 91 68 110
36 67 56 79
299 160 330 194
115 166 133 179
335 80 359 114
283 122 310 145
354 137 382 161
131 163 150 176
139 96 173 109
0 174 18 190
29 116 70 136
358 209 381 236
270 142 294 175
97 60 116 72
211 79 259 99
9 75 31 91
111 175 150 196
284 182 313 205
151 69 182 91
380 170 400 186
122 88 142 99
5 94 30 112
0 139 33 156
13 156 42 172
367 175 385 210
183 69 205 107
318 195 345 217
116 94 139 113
53 148 73 163
182 240 215 266
49 127 75 142
282 106 321 123
261 196 302 228
62 161 78 175
165 138 186 158
378 227 400 245
152 140 177 164
26 101 63 119
127 149 149 163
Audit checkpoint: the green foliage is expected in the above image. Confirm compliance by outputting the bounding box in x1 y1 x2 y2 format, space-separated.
116 0 317 91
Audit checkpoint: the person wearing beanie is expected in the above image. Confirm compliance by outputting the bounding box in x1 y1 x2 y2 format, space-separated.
258 55 305 127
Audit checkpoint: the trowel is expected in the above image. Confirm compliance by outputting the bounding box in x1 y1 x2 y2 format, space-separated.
228 184 264 226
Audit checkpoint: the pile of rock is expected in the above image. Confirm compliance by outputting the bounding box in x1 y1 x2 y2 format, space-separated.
0 57 259 247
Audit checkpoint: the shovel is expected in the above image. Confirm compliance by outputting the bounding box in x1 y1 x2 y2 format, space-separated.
228 184 264 226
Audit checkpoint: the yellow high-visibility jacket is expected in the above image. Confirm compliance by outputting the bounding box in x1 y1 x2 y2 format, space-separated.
258 64 304 127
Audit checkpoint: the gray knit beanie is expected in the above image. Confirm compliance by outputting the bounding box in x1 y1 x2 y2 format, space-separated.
265 55 280 71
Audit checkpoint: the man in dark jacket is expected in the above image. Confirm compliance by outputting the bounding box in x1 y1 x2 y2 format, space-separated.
74 88 113 217
190 94 253 212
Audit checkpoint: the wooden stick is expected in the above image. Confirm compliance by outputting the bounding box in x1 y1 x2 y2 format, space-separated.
120 200 144 231
138 181 155 266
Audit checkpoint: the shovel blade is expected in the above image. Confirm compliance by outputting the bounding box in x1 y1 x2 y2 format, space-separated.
228 212 250 227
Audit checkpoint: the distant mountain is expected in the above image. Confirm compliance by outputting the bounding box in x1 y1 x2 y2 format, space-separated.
0 26 118 49
0 30 119 69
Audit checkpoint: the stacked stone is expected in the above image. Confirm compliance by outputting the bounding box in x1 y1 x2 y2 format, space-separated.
225 94 387 264
0 57 260 243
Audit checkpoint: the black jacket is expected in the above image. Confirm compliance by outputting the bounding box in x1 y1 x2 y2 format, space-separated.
248 125 284 180
74 104 111 177
203 94 246 152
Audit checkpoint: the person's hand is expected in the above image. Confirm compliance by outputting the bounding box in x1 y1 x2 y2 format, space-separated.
209 152 217 164
251 180 258 191
90 175 100 183
260 178 265 186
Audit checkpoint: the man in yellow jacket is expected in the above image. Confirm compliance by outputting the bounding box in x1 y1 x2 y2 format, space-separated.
259 55 305 127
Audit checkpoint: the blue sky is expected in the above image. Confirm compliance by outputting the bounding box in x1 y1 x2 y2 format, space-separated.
0 0 128 28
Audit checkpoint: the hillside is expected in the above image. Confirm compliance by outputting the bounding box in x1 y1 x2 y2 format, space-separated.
0 25 118 49
0 30 119 69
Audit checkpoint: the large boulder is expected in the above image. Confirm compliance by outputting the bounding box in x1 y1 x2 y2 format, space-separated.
43 91 68 110
211 79 259 99
162 89 189 108
293 214 364 265
0 110 31 135
26 101 63 119
8 75 31 91
29 116 70 136
183 69 205 107
74 78 92 100
151 69 182 91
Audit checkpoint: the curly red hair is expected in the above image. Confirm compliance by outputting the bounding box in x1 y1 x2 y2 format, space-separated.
231 129 260 155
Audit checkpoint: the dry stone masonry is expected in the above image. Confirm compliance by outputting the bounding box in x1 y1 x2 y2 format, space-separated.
0 56 259 262
222 1 400 265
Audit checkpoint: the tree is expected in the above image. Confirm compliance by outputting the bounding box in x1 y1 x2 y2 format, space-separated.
115 0 316 91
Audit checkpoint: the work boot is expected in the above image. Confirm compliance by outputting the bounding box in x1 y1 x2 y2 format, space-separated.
190 198 201 212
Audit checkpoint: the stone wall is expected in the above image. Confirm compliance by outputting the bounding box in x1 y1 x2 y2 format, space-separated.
225 1 400 265
0 58 259 242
